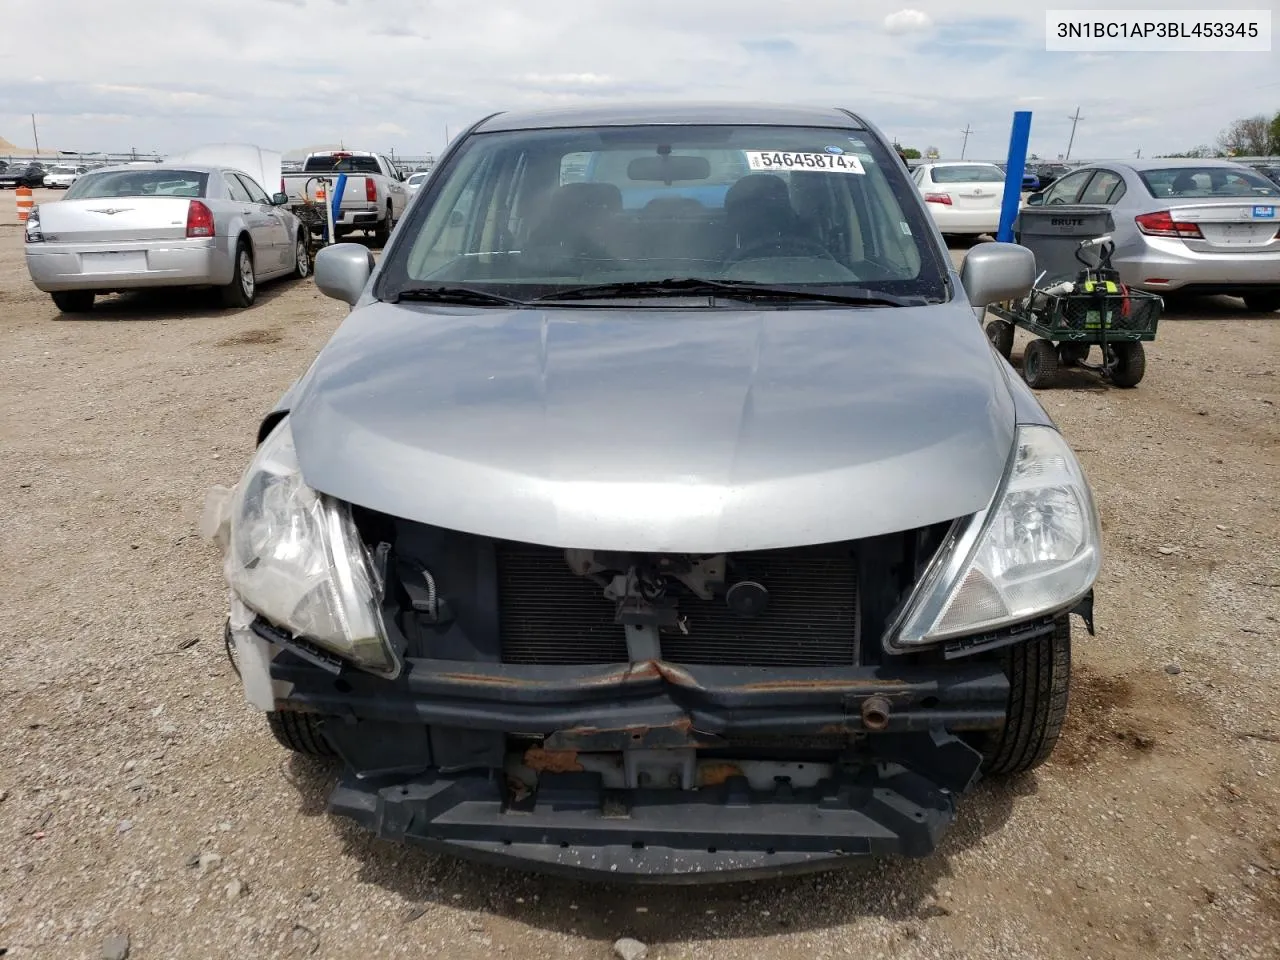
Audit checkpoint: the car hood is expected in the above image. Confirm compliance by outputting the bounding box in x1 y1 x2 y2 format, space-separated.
289 302 1016 552
169 142 282 195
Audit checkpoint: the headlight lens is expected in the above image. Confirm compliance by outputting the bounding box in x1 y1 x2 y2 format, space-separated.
226 418 398 676
890 425 1101 648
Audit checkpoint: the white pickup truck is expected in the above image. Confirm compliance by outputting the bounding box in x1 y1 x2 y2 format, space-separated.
281 150 409 244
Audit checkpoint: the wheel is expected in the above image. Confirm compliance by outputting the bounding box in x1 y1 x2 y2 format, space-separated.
373 203 394 246
1242 292 1280 313
266 711 336 759
291 232 311 279
220 238 256 308
1021 338 1059 389
985 319 1014 360
51 291 94 313
975 616 1071 776
1058 343 1089 367
1106 341 1145 388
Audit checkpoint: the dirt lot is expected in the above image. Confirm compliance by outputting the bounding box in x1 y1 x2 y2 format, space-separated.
1 188 1278 960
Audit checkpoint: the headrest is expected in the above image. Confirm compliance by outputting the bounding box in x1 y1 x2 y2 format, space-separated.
724 174 791 213
550 181 623 215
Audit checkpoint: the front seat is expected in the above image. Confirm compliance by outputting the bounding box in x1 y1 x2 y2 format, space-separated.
1170 171 1199 193
523 182 623 263
723 174 806 255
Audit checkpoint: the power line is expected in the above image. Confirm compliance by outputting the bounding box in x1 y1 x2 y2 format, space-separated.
960 124 973 159
1065 107 1084 161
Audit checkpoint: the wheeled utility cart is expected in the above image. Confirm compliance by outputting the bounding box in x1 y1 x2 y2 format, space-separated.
984 206 1163 389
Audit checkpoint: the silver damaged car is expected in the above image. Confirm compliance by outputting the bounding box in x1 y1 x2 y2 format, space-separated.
203 103 1102 882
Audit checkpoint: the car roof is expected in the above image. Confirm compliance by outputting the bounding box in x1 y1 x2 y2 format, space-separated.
1081 158 1259 172
474 101 864 132
83 162 228 175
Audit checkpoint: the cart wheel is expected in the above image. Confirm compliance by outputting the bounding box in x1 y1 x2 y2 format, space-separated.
1106 341 1146 388
1058 343 1089 367
1021 339 1059 389
985 319 1014 360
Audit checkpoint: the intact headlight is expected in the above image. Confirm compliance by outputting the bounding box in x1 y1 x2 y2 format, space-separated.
225 418 399 677
889 425 1101 649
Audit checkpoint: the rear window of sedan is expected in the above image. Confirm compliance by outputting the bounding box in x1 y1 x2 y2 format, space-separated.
929 164 1005 183
65 170 209 199
1139 167 1279 198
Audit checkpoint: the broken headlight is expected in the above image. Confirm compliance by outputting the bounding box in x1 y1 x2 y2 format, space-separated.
888 425 1101 649
224 418 398 676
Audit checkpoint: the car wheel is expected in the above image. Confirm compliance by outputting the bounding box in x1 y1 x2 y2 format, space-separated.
1058 343 1089 367
1242 292 1280 314
51 291 95 314
292 232 311 279
374 202 393 246
974 616 1071 776
1106 341 1145 388
1021 338 1058 389
220 239 256 308
985 319 1014 360
266 711 336 759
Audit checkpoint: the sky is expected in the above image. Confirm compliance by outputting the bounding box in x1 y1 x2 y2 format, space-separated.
0 0 1276 161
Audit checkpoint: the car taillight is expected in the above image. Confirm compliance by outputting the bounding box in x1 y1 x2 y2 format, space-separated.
1135 210 1202 239
365 178 377 203
186 200 215 238
924 192 952 205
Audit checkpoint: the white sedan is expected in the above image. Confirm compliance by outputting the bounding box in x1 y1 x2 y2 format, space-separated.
911 161 1006 238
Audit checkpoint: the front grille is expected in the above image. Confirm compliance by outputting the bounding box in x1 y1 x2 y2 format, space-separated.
496 543 859 667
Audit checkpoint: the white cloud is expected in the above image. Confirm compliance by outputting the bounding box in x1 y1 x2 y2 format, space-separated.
0 0 1273 161
883 9 933 34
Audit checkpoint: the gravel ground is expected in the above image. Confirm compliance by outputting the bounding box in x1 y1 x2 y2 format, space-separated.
1 188 1278 960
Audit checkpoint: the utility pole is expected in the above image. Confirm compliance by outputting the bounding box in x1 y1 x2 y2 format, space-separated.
1065 106 1084 161
31 114 39 153
960 124 973 159
1135 148 1141 158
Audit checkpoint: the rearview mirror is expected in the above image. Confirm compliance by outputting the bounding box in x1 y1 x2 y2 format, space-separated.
315 243 376 306
627 155 711 183
1026 192 1044 206
270 192 289 206
960 242 1036 309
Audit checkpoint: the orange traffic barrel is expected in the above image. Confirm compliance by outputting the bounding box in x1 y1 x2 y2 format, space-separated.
15 186 34 223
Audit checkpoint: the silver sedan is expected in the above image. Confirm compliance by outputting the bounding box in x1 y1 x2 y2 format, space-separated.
24 162 310 313
1026 158 1280 312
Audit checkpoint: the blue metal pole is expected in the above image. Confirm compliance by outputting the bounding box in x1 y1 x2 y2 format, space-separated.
331 173 348 228
997 111 1032 243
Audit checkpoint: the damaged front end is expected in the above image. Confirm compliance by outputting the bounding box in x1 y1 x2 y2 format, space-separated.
206 419 1098 882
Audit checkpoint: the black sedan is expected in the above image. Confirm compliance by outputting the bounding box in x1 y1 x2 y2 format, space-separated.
0 163 46 189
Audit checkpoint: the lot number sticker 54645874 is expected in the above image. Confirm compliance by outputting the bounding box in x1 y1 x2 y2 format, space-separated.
744 152 866 174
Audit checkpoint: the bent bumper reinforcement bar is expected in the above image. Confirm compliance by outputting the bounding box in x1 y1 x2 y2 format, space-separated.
327 725 985 882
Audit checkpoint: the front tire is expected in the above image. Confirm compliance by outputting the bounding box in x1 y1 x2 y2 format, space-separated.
1021 338 1058 389
1242 292 1280 314
978 616 1071 776
267 711 336 759
51 291 94 314
1106 341 1145 388
292 232 311 279
985 319 1014 360
220 239 256 308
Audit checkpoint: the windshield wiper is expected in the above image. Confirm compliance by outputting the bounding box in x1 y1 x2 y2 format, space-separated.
385 285 528 307
534 277 923 307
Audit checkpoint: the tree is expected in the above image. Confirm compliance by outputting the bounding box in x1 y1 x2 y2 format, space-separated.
1218 115 1271 156
900 147 921 159
925 145 939 159
1269 111 1280 155
1159 145 1219 158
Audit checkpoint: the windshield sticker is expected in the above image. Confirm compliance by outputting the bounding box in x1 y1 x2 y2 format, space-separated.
900 221 912 235
824 145 845 155
744 152 865 174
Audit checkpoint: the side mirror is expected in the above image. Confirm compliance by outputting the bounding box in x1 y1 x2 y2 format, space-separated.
270 192 289 206
314 243 375 306
960 242 1036 309
1026 192 1044 206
